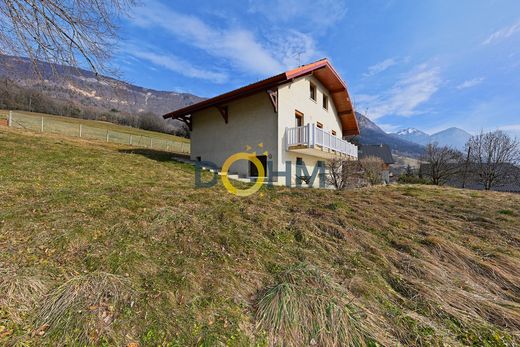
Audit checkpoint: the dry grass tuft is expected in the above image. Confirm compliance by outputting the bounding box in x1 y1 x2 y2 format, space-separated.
255 263 372 347
0 265 48 323
2 129 520 344
34 271 133 346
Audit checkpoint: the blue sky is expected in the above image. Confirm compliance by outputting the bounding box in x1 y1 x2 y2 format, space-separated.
114 0 520 137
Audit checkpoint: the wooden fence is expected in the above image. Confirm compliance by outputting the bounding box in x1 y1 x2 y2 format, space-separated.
3 111 190 154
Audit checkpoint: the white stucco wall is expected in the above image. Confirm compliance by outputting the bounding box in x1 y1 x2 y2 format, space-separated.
190 92 278 177
190 75 347 187
275 75 344 186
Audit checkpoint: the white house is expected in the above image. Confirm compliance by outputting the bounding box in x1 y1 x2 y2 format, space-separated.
163 59 359 187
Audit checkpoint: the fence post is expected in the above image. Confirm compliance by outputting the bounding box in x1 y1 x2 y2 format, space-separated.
166 143 170 151
79 124 83 138
41 116 44 132
129 135 133 145
106 130 109 142
8 111 12 127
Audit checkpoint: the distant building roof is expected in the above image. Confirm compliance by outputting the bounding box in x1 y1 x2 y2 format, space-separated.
358 144 395 164
162 58 359 136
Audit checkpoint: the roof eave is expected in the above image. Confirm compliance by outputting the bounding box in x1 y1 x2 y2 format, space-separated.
163 73 288 119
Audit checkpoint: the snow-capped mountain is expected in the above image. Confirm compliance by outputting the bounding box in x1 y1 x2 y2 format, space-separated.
355 114 426 157
392 127 472 151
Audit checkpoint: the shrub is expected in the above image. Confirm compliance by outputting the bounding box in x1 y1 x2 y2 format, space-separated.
359 156 385 186
398 174 431 184
255 263 372 346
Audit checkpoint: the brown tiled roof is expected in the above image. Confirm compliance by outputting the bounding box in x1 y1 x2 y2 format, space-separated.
163 58 359 136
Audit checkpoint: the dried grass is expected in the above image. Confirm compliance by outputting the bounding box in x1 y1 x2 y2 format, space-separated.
0 265 47 323
255 263 372 347
34 271 133 346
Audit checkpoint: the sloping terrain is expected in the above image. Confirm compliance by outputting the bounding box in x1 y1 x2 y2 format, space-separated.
2 55 424 156
0 128 519 346
0 55 203 116
355 113 425 157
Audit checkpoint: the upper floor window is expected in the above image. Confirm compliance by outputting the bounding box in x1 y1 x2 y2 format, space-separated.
323 94 328 110
332 130 337 136
309 83 317 101
316 122 323 129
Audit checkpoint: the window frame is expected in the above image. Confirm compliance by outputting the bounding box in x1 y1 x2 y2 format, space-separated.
309 82 317 101
322 94 329 110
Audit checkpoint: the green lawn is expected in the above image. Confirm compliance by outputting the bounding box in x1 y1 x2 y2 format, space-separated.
1 110 190 143
1 127 519 346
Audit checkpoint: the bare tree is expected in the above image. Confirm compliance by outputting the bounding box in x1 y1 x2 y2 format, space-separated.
0 0 133 75
326 159 362 190
360 156 384 185
466 130 520 190
422 143 462 185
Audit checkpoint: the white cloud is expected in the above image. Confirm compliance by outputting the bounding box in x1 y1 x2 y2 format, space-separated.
248 0 347 30
358 63 442 120
363 58 397 77
378 123 401 133
127 1 284 76
456 77 484 90
482 19 520 45
126 49 228 83
264 29 320 69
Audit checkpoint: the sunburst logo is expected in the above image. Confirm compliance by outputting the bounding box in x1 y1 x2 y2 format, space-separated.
221 143 268 197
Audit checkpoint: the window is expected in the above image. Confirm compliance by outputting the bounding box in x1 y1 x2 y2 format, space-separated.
296 157 304 166
331 130 337 136
295 111 304 127
316 122 323 129
323 94 328 110
309 83 316 101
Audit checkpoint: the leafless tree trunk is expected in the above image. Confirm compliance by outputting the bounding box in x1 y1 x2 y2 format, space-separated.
326 159 362 190
422 143 462 185
466 130 520 190
326 158 345 190
0 0 133 75
461 145 471 188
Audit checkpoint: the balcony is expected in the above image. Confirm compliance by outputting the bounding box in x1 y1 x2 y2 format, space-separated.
285 123 358 159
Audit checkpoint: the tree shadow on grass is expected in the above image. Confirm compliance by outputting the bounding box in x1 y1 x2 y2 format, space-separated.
118 148 190 163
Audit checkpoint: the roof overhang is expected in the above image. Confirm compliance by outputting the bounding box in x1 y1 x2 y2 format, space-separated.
163 59 360 136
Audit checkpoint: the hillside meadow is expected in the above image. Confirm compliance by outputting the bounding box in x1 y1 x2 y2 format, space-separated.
0 127 519 346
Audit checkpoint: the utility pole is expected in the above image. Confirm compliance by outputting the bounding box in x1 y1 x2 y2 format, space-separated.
295 51 304 66
462 145 471 188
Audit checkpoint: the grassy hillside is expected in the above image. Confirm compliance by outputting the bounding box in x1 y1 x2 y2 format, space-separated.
0 110 190 143
1 127 519 346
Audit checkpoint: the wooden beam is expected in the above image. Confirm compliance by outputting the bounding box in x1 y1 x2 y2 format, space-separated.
216 106 229 124
267 89 278 113
338 110 353 116
179 116 192 131
329 88 344 94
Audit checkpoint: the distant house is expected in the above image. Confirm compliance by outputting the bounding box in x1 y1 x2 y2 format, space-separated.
358 144 395 183
163 59 359 187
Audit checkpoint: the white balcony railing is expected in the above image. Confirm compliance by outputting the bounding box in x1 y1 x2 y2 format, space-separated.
286 123 358 158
